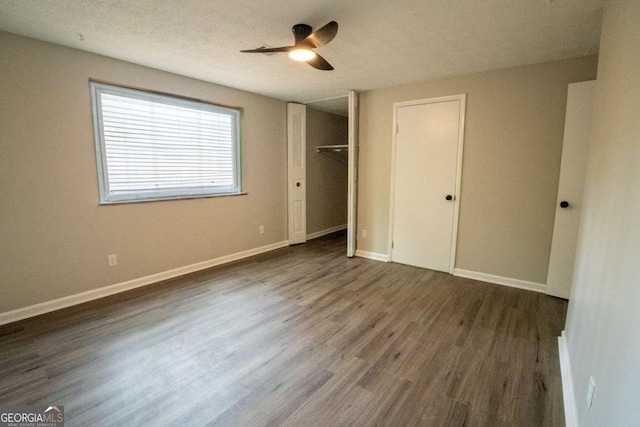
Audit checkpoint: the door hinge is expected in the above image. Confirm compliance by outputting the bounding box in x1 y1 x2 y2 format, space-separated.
396 124 399 134
392 241 394 249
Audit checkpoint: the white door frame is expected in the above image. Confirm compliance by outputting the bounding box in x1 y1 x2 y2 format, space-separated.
387 94 466 273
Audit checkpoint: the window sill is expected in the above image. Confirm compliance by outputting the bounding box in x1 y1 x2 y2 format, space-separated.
98 191 248 205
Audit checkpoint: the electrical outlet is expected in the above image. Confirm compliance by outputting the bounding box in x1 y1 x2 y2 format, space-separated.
108 254 117 267
362 229 368 238
259 225 265 235
586 376 596 409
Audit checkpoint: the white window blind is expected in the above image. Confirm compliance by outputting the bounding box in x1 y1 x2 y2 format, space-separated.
91 82 242 203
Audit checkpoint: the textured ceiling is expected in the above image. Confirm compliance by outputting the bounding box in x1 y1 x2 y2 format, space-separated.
0 0 603 116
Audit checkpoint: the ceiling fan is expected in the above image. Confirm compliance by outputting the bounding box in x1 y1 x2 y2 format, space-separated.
240 21 338 70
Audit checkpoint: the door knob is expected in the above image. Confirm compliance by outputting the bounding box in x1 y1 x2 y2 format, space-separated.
445 195 453 201
560 201 569 208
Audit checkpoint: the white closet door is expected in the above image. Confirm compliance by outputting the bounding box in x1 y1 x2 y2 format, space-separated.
287 103 306 245
347 90 359 257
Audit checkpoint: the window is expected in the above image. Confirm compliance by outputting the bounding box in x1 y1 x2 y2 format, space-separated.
90 82 242 204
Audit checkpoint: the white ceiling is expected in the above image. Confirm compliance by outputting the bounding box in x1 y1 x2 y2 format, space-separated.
0 0 603 116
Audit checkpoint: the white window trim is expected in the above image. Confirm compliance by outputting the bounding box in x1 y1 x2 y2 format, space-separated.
90 82 243 204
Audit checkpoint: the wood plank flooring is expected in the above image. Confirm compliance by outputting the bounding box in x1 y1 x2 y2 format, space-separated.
0 232 567 426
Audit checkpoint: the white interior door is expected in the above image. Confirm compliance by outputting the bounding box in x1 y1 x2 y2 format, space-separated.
546 80 596 299
390 95 465 272
347 90 359 257
287 103 306 245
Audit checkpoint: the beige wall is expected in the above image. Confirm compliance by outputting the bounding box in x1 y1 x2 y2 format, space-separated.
565 1 640 425
305 107 348 235
0 31 287 313
357 56 598 283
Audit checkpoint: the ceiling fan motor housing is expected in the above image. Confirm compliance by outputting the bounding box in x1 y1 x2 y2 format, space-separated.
292 24 313 45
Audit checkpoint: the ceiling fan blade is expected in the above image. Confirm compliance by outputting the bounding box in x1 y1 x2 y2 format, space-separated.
303 21 338 48
307 53 334 70
240 46 292 53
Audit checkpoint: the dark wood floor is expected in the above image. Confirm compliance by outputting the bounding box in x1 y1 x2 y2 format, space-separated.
0 233 567 426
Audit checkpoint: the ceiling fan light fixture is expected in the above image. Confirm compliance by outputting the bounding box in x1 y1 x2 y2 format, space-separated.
289 48 316 62
241 21 337 70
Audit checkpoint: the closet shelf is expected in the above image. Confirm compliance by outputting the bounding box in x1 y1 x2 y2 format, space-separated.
316 144 348 152
316 145 348 165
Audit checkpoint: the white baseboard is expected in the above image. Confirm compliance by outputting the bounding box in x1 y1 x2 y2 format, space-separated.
355 250 389 262
453 268 546 293
0 240 289 326
559 331 579 427
351 259 547 292
306 224 347 240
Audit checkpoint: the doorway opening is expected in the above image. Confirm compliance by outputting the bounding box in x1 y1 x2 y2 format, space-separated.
287 91 358 256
